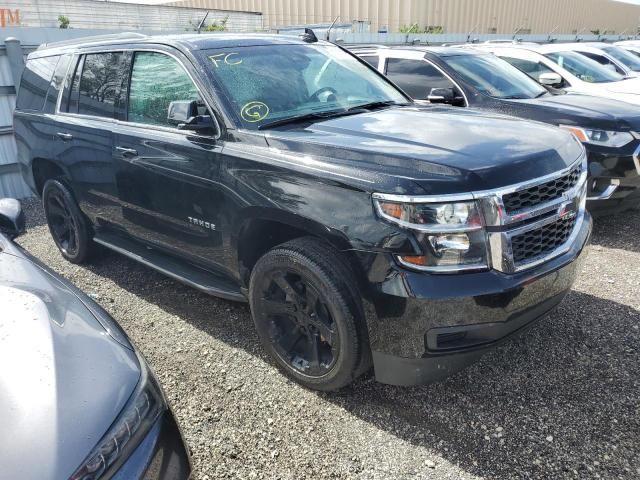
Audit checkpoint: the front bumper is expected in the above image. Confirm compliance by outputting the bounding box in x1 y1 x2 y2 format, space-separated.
112 410 191 480
585 143 640 214
359 211 592 386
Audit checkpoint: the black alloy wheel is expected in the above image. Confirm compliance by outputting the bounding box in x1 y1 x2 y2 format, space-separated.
249 237 369 391
259 270 338 376
42 178 95 264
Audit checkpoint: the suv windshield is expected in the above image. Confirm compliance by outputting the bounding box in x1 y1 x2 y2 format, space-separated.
201 44 408 129
445 54 548 99
544 51 623 83
601 45 640 72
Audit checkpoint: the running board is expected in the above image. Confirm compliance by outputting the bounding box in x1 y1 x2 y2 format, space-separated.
93 233 246 302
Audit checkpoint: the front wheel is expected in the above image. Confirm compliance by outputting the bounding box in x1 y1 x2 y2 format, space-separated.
249 237 368 391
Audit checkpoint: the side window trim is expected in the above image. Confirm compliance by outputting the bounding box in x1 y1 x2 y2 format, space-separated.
53 48 221 138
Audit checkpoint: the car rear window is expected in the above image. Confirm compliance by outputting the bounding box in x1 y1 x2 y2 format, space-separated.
16 55 60 111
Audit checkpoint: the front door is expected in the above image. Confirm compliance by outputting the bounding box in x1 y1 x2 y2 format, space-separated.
112 49 227 270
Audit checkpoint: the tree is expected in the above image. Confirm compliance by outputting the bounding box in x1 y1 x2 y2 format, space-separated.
205 16 228 32
58 15 70 29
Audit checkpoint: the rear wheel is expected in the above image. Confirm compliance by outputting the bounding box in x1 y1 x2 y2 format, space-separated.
249 237 368 391
42 178 95 264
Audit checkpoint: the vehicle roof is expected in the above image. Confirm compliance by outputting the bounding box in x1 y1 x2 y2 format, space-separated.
352 45 484 57
33 32 329 57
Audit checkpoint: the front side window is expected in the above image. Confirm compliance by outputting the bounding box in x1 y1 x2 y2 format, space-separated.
16 56 60 111
78 52 128 118
385 58 455 100
128 52 202 127
200 44 407 129
446 54 548 99
545 51 623 83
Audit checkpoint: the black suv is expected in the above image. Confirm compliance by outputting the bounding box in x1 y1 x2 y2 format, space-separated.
14 33 592 390
352 46 640 215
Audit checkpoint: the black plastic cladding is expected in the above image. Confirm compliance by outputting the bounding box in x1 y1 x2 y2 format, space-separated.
502 162 582 214
511 214 576 264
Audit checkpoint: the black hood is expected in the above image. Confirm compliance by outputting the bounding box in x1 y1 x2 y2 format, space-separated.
263 106 584 195
496 94 640 132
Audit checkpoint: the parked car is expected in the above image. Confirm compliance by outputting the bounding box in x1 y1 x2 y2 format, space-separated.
0 198 191 479
546 42 640 78
14 33 592 390
473 43 640 105
614 40 640 58
352 45 640 214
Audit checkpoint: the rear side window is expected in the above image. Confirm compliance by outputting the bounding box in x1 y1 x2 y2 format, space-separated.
579 51 625 75
385 58 454 99
16 56 60 111
127 52 202 127
77 52 128 118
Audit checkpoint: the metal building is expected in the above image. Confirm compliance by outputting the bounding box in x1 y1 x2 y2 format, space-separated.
167 0 640 34
0 0 262 31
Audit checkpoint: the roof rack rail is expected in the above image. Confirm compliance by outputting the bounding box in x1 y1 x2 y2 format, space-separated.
343 44 390 50
38 32 148 50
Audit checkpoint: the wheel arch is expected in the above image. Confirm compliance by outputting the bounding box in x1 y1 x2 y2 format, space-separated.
235 208 359 288
31 158 67 197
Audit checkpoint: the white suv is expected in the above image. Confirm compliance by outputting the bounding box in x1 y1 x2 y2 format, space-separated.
472 43 640 105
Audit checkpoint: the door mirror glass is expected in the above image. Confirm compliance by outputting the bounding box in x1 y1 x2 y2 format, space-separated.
0 198 25 239
538 72 563 86
428 87 455 104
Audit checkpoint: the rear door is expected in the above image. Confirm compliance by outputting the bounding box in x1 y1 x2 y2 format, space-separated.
53 51 130 225
112 48 227 269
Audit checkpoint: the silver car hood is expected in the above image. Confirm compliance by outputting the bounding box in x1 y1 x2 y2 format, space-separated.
0 240 140 479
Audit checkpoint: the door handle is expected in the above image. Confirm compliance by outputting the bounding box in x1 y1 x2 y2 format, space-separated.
115 146 138 157
56 132 73 141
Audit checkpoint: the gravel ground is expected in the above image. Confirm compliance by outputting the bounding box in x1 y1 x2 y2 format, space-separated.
16 198 640 480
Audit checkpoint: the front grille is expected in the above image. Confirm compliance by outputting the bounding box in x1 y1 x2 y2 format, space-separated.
502 163 582 214
511 214 577 265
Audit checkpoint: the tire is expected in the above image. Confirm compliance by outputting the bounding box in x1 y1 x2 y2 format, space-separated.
42 178 95 264
249 237 370 391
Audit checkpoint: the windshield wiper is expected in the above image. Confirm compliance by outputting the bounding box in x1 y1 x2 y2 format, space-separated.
344 100 407 112
258 109 361 130
534 91 548 98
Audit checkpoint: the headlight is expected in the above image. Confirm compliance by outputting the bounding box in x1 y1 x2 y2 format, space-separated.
560 126 634 148
69 352 166 480
372 195 488 272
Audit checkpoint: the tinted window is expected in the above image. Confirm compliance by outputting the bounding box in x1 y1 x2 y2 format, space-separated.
360 56 379 68
128 52 202 127
16 56 60 111
545 51 623 83
200 44 407 129
385 58 454 99
78 52 128 118
43 54 71 113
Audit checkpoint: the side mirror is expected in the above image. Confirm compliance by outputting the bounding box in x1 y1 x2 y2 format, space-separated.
538 72 563 86
604 63 618 73
167 100 219 135
0 198 25 239
428 87 455 104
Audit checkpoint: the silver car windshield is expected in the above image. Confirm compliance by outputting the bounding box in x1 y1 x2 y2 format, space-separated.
545 51 624 83
446 54 548 99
